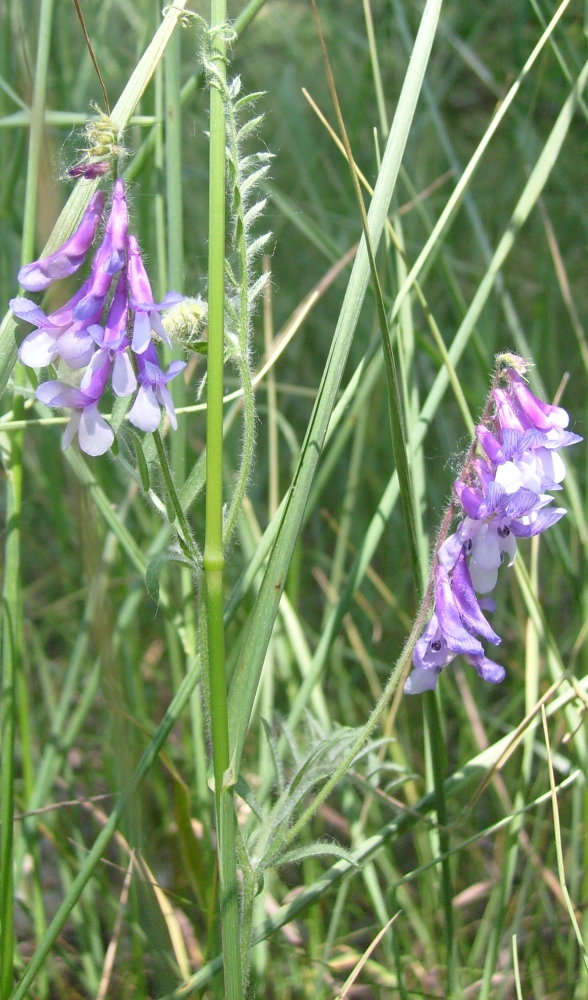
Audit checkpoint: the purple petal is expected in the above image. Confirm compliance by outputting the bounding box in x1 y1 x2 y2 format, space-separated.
88 324 105 347
80 350 112 401
156 291 183 309
156 384 177 429
435 566 484 657
69 161 111 179
127 234 154 308
455 482 484 519
10 297 49 329
102 178 128 275
162 359 187 382
73 237 115 321
504 488 544 520
36 381 93 409
507 369 569 431
128 385 161 432
438 532 463 572
510 507 567 537
465 654 506 685
477 480 508 519
493 387 526 432
476 425 503 463
18 191 106 291
57 327 95 363
451 552 501 645
103 270 129 347
150 309 172 347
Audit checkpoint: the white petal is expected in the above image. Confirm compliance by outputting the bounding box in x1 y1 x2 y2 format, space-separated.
150 310 172 347
19 329 59 367
469 559 498 594
132 311 152 354
112 352 137 397
156 384 177 429
78 404 114 456
472 528 501 570
494 461 522 494
68 346 95 370
404 666 441 694
62 411 81 450
438 532 462 571
128 386 161 432
499 530 517 566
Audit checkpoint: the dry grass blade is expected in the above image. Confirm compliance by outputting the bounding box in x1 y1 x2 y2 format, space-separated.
541 705 588 972
96 852 134 1000
335 912 400 999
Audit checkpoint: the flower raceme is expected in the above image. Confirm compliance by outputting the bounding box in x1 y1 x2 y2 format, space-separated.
405 360 582 695
10 178 182 455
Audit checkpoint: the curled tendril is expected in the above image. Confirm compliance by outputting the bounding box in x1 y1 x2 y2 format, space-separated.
161 4 205 28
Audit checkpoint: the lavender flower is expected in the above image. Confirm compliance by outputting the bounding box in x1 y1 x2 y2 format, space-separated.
37 351 114 457
72 230 116 322
14 176 186 459
18 191 106 292
405 361 582 695
127 235 181 354
102 178 128 275
128 341 186 432
87 271 136 398
12 283 99 370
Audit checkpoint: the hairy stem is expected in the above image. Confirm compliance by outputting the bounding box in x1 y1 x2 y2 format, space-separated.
204 3 242 996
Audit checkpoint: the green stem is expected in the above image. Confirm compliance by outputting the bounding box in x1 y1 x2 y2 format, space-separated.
152 429 200 565
424 690 456 994
164 24 186 485
205 2 242 996
1 0 53 988
0 398 23 1000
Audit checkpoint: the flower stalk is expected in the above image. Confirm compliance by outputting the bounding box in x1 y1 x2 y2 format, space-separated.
204 1 242 996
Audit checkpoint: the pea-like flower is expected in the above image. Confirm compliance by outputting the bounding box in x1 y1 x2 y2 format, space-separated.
18 191 106 292
127 235 181 354
405 362 582 695
11 283 99 370
14 177 187 461
102 178 128 275
128 341 186 432
36 351 114 457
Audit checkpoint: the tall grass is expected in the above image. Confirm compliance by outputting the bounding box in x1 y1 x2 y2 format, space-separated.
1 0 588 997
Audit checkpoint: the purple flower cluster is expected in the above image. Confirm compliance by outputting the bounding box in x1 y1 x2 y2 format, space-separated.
11 179 186 456
405 365 582 695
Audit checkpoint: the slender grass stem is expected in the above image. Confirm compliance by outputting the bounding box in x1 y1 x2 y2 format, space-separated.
0 395 23 999
204 1 242 995
165 24 186 484
0 0 53 987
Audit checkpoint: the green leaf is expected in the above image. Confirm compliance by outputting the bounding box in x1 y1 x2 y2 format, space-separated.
146 550 191 604
264 841 359 872
261 718 284 794
227 0 445 779
130 431 151 492
173 778 208 912
234 774 263 822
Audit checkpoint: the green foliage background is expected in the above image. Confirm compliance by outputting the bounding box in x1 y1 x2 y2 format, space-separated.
1 0 588 996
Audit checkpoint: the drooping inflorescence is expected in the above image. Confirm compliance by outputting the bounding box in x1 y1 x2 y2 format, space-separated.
11 178 185 456
404 355 582 695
